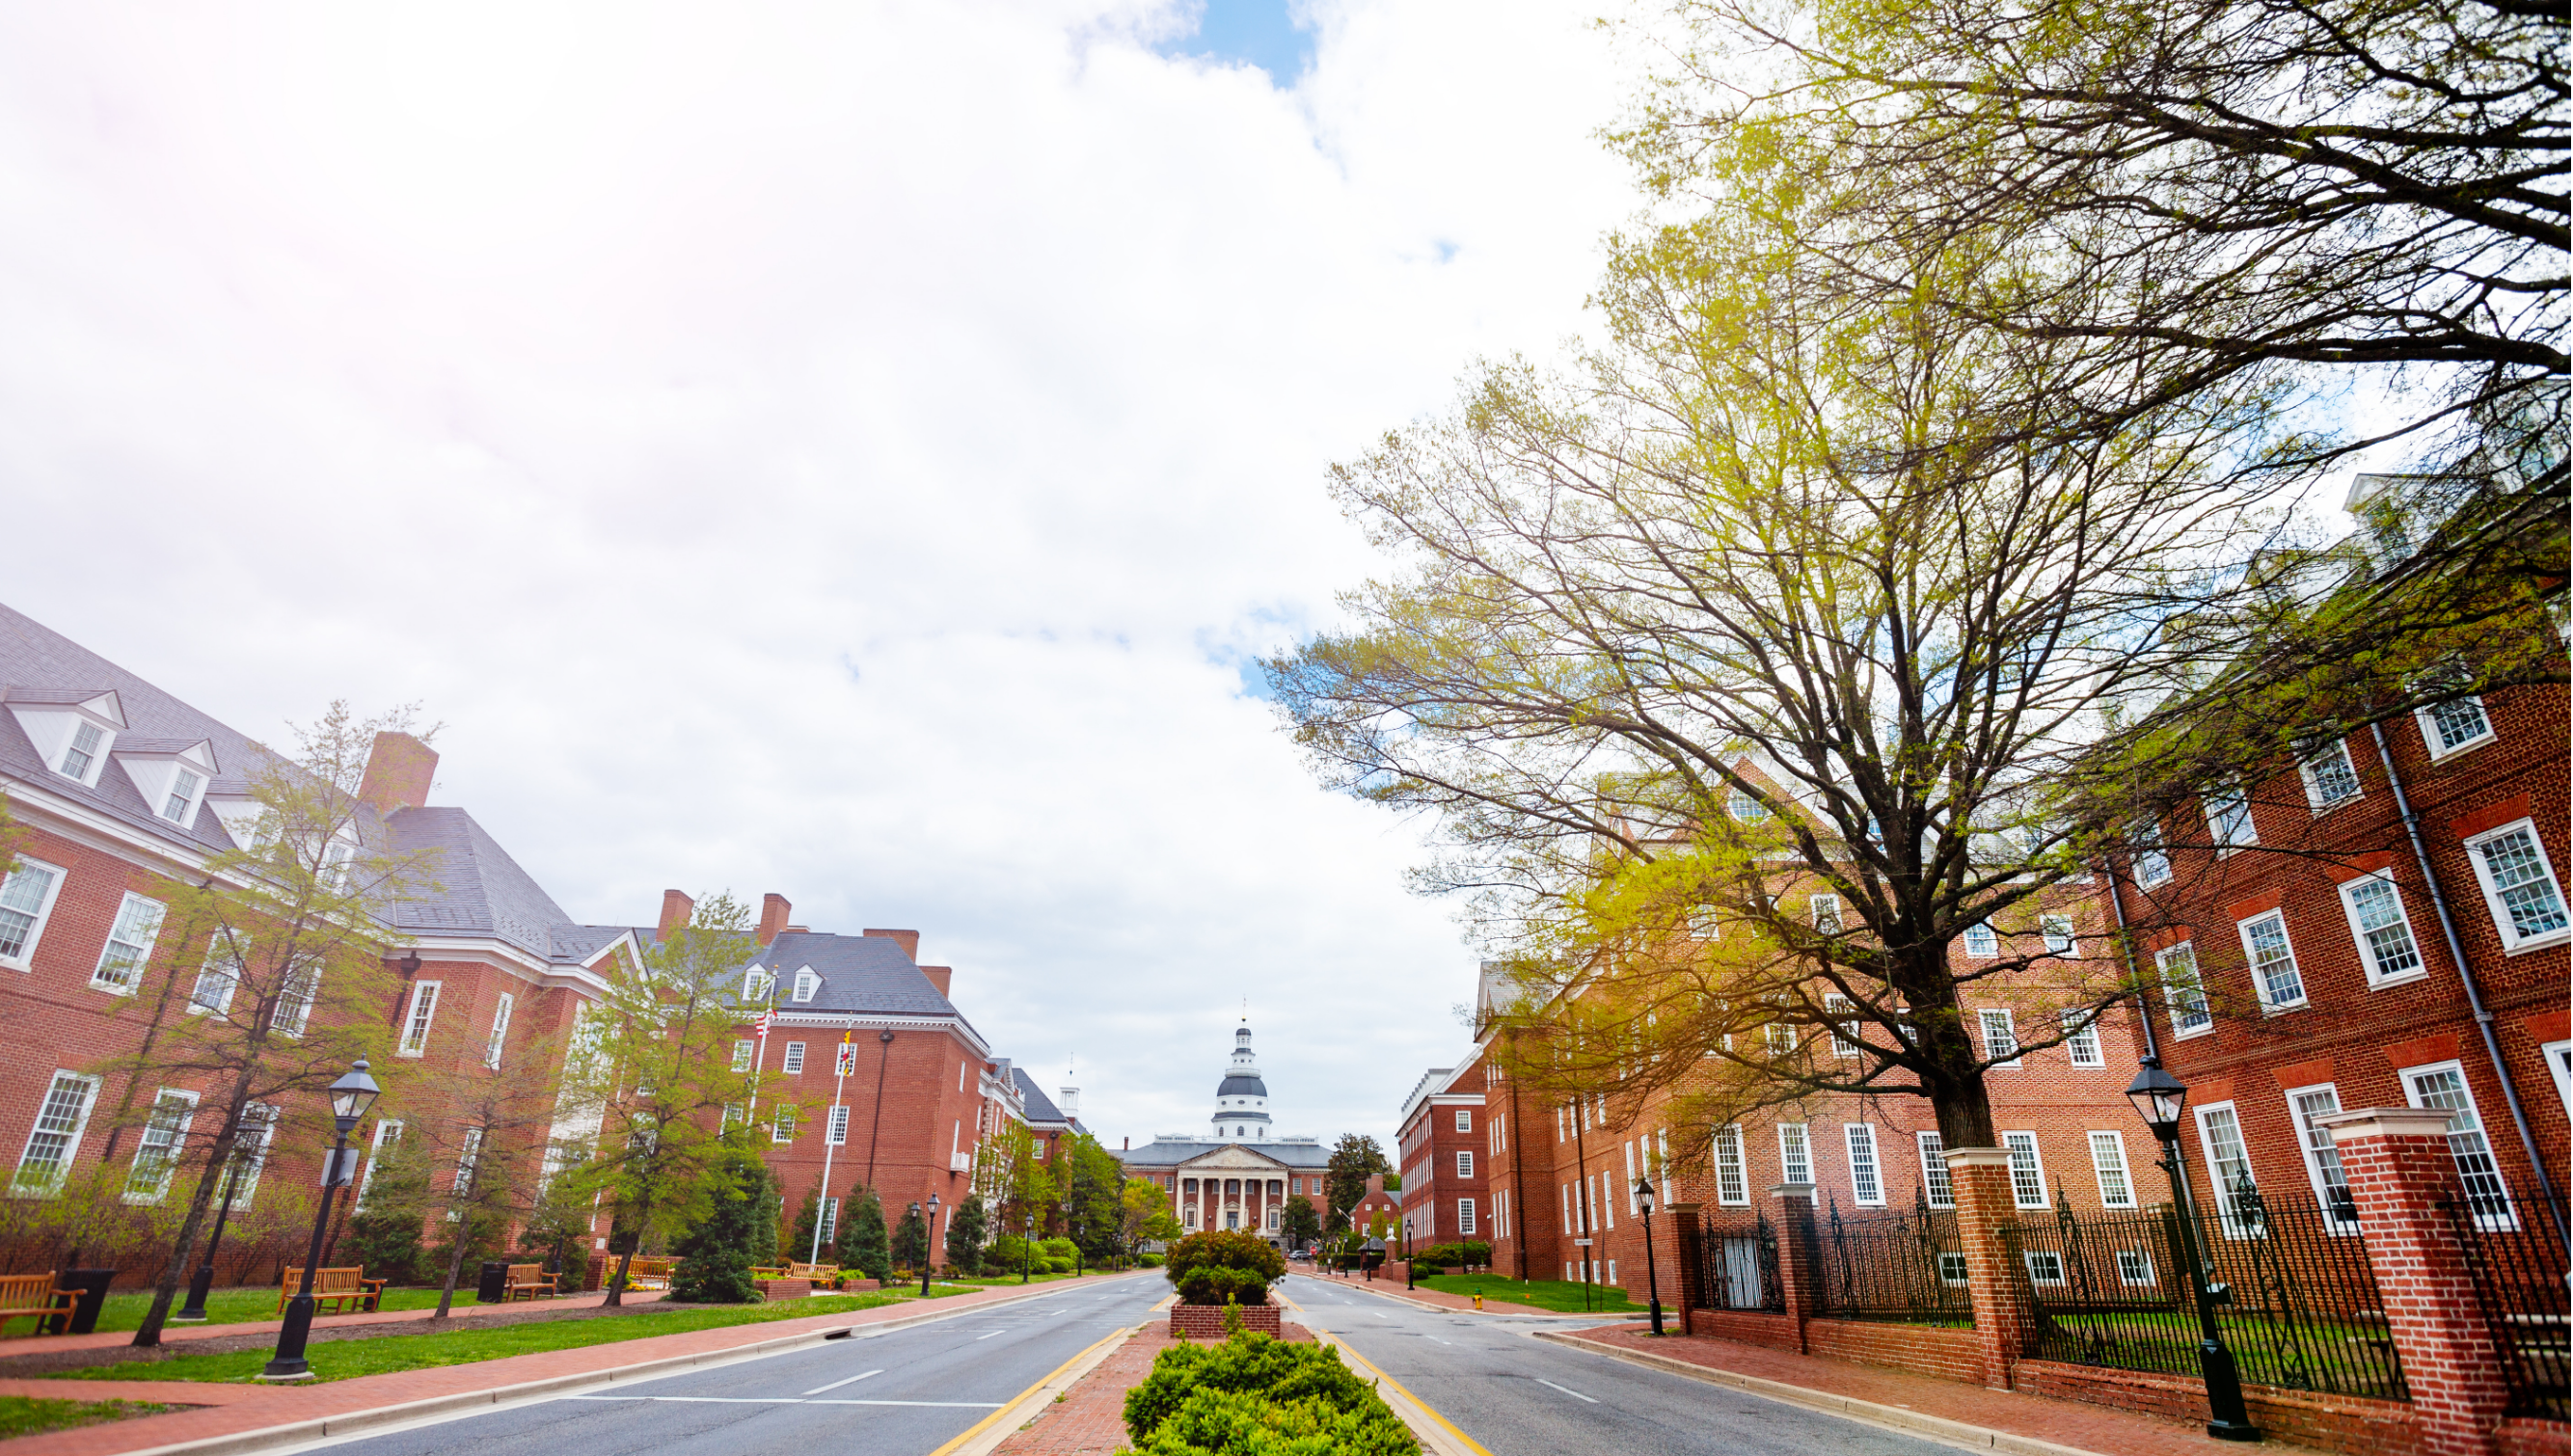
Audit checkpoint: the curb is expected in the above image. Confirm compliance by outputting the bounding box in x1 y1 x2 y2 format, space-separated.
1271 1288 1489 1456
1290 1274 1607 1321
1530 1330 2111 1456
95 1276 1145 1456
931 1317 1146 1456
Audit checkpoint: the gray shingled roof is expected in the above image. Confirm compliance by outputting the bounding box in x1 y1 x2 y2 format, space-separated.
384 806 623 964
1013 1068 1067 1123
747 931 962 1018
1115 1139 1332 1169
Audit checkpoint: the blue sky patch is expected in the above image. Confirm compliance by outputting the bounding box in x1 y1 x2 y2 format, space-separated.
1159 0 1314 83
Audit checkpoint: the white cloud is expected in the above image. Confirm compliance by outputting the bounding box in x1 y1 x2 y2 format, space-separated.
0 0 1636 1147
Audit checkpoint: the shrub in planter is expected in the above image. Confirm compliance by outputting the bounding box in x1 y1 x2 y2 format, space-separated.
1164 1230 1284 1306
1177 1265 1273 1307
1123 1332 1416 1455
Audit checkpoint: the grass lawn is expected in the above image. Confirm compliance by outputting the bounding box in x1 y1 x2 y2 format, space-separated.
941 1270 1094 1286
85 1286 501 1333
0 1397 175 1441
1410 1275 1649 1314
51 1292 907 1385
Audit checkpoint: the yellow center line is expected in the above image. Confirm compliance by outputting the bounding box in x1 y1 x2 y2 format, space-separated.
1308 1320 1494 1456
923 1324 1127 1456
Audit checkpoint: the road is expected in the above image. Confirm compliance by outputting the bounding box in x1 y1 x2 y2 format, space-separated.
300 1274 1166 1456
1283 1273 1958 1456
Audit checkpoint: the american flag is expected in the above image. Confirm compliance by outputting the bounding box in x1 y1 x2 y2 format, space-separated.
753 1011 772 1035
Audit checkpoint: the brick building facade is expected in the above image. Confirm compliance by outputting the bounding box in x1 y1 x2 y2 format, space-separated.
1395 1065 1486 1247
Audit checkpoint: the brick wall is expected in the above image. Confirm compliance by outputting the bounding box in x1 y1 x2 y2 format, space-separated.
1170 1303 1283 1338
2016 1361 2426 1456
1803 1319 1983 1384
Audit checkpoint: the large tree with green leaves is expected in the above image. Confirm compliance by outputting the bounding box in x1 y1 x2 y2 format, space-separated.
1322 1135 1392 1227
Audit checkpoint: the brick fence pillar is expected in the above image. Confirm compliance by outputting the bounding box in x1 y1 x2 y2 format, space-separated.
1942 1147 2037 1390
1665 1202 1704 1336
2320 1108 2510 1456
1769 1182 1817 1352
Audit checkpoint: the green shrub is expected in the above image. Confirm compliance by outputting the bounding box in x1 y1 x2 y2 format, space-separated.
1164 1230 1285 1306
1177 1266 1272 1307
1123 1333 1416 1455
1408 1241 1491 1270
1040 1236 1079 1262
989 1233 1033 1270
1138 1253 1165 1268
1045 1257 1076 1275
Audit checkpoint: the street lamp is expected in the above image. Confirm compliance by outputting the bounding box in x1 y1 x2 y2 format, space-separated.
259 1060 380 1381
921 1194 941 1296
1635 1175 1665 1336
2124 1055 2259 1443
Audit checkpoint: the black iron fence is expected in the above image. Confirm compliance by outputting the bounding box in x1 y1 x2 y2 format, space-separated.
2440 1185 2568 1421
1808 1199 1974 1325
1689 1214 1785 1314
2001 1186 2404 1402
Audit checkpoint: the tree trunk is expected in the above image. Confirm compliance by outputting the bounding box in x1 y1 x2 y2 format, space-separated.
603 1184 653 1308
435 1207 471 1318
131 1096 250 1347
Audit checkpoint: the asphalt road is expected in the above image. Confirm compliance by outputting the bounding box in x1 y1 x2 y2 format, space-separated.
301 1274 1166 1456
1283 1273 1959 1456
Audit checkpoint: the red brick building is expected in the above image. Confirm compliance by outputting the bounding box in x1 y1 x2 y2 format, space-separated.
1395 1065 1486 1248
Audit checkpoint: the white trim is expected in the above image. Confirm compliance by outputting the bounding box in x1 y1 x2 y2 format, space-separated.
90 890 168 995
1917 1131 1954 1208
2284 1082 2360 1232
2460 819 2571 954
1714 1124 1748 1205
2544 1040 2572 1115
2040 915 2075 957
1776 1122 1812 1186
2192 1100 2260 1237
2157 941 2212 1038
2204 787 2258 853
123 1088 201 1205
2397 1059 2518 1230
2086 1131 2134 1209
2414 695 2496 761
2060 1010 2104 1067
2336 872 2429 985
0 856 68 970
1962 923 1998 957
2235 908 2309 1011
2001 1131 2047 1208
484 991 515 1069
1844 1123 1885 1206
189 936 250 1018
12 1070 100 1197
1980 1009 2021 1067
2296 737 2365 813
397 980 443 1056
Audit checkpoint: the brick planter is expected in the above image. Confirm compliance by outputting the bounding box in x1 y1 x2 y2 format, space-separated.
838 1279 880 1292
1171 1303 1283 1339
754 1278 813 1301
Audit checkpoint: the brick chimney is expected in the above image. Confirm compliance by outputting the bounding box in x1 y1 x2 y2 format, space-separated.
358 733 438 815
757 893 792 947
919 964 953 997
862 928 920 959
657 890 694 941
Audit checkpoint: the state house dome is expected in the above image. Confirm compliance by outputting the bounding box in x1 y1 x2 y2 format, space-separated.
1209 1022 1273 1142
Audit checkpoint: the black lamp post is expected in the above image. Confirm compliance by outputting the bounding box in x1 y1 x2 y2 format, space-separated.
259 1060 380 1381
1022 1209 1034 1284
921 1194 940 1296
2125 1055 2259 1443
1635 1174 1665 1336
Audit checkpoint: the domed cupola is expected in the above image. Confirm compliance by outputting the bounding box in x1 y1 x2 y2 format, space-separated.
1209 1023 1272 1142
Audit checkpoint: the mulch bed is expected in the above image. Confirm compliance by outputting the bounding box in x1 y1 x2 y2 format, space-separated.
0 1300 740 1379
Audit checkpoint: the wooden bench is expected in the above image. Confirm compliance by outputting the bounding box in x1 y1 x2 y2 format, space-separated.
621 1256 676 1291
502 1264 558 1301
789 1262 839 1282
277 1267 387 1315
0 1273 75 1337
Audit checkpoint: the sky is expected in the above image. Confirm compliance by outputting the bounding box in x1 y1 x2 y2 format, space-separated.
0 1 1641 1151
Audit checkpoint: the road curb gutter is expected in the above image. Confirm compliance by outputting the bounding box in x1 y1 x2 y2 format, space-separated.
95 1276 1142 1456
1529 1330 2112 1456
925 1323 1136 1456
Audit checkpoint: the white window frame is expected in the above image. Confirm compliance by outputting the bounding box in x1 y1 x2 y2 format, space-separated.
0 857 68 971
57 719 108 782
2040 915 2075 956
2235 909 2309 1011
2157 941 2212 1038
2021 1250 2067 1285
189 936 251 1019
123 1088 200 1205
1917 1131 1954 1208
2204 787 2258 853
1714 1124 1748 1205
2130 821 2172 889
269 959 319 1038
161 767 203 824
2192 1101 2261 1237
732 1039 754 1072
782 1041 807 1074
1825 993 1862 1058
2545 1040 2573 1115
12 1070 101 1197
90 891 168 994
1962 923 1998 957
772 1105 797 1143
792 966 818 1003
2399 1060 2517 1230
2296 737 2364 812
1728 789 1769 823
1457 1198 1476 1235
396 979 442 1055
1457 1149 1474 1180
357 1118 403 1209
1844 1123 1885 1206
2284 1083 2360 1232
741 967 772 1003
452 1125 484 1199
483 991 514 1068
1980 1009 2021 1068
2337 872 2429 985
1777 1122 1812 1187
226 1103 279 1210
1455 1108 1472 1133
2415 693 2495 761
2115 1249 2156 1286
1811 893 1843 933
827 1104 850 1145
2087 1130 2135 1209
2001 1131 2047 1208
2060 1010 2104 1067
2461 820 2571 954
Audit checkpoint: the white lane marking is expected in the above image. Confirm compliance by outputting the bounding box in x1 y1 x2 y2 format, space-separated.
801 1368 884 1394
1535 1379 1599 1404
975 1331 1005 1340
1425 1336 1452 1345
812 1400 1006 1408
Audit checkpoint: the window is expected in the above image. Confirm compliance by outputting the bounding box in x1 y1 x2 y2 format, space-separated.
1918 1132 1955 1208
2131 821 2171 888
1777 1122 1812 1186
2116 1250 2156 1286
1689 907 1721 939
1457 1199 1476 1235
732 1040 754 1072
2402 1063 2514 1227
1824 993 1862 1058
2237 910 2308 1010
2040 915 2074 956
792 967 818 1003
1766 1018 1798 1057
741 967 772 1002
817 1197 841 1246
2463 822 2569 952
123 1090 199 1204
1455 1109 1472 1133
482 992 514 1068
2287 1085 2359 1228
1728 789 1769 823
2548 1041 2573 1114
1456 1150 1474 1179
772 1106 797 1143
2416 692 2494 757
1811 893 1842 933
227 1104 279 1209
2157 942 2211 1037
1844 1124 1884 1205
783 1042 807 1074
827 1105 850 1145
58 720 104 780
1714 1124 1748 1205
2060 1011 2103 1067
1980 1009 2020 1067
2298 737 2363 810
2002 1131 2047 1207
270 960 318 1038
13 1071 99 1197
2022 1251 2066 1284
2088 1131 2134 1208
0 858 65 967
161 768 202 823
1962 923 1998 957
1937 1251 1969 1283
453 1126 483 1198
2194 1103 2260 1236
2338 874 2427 984
91 892 168 993
190 938 251 1018
2204 787 2257 851
358 1119 405 1208
397 980 441 1054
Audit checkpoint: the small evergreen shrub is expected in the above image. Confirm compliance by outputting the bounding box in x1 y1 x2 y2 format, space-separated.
1164 1230 1285 1306
1123 1332 1417 1455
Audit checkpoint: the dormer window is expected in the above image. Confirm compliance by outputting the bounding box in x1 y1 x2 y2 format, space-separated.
163 769 203 823
60 722 104 780
7 690 124 788
792 967 819 1003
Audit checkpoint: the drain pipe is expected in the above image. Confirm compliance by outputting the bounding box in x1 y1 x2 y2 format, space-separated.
2366 720 2567 1250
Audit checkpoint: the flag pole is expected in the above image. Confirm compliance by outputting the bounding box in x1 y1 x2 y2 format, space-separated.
813 1029 854 1263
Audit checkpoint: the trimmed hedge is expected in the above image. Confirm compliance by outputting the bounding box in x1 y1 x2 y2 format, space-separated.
1123 1331 1417 1455
1165 1230 1285 1307
1407 1241 1490 1270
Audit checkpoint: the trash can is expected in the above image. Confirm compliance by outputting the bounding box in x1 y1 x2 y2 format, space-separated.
476 1260 511 1304
47 1270 116 1335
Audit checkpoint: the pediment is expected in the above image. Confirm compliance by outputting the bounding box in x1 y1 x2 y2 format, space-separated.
1181 1146 1291 1173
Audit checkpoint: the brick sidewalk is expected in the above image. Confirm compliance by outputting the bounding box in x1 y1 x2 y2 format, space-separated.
4 1291 670 1358
1565 1325 2332 1456
0 1280 1121 1456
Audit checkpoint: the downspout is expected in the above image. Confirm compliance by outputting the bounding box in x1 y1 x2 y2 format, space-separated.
1506 1043 1530 1281
2366 721 2567 1249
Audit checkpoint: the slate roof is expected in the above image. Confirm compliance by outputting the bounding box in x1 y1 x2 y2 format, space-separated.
383 806 626 965
744 930 964 1019
1115 1138 1331 1170
1217 1074 1268 1097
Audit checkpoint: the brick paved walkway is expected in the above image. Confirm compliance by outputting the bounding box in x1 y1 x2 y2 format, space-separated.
3 1291 670 1358
0 1281 1113 1456
1568 1325 2333 1456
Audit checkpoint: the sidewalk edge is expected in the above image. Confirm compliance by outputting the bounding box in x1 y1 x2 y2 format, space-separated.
1530 1329 2109 1456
